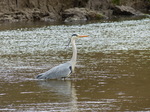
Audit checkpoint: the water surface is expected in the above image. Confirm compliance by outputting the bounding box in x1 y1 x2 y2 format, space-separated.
0 18 150 111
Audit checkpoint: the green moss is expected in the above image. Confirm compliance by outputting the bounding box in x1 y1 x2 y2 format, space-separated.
95 13 105 19
112 0 120 5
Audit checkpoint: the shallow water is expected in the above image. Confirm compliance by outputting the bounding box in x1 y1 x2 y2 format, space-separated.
0 18 150 111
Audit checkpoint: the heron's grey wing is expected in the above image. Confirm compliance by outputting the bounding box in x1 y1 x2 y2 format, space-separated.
36 62 72 79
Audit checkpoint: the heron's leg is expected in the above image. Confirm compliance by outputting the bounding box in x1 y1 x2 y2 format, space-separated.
61 77 66 80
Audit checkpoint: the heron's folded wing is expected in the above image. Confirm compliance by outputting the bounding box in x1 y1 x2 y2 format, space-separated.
39 62 72 79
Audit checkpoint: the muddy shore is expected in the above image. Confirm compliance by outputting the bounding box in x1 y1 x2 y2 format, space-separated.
0 0 149 22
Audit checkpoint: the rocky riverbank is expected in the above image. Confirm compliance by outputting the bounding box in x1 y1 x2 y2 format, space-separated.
0 0 149 22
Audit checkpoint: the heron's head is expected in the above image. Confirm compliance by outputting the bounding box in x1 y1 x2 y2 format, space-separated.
66 34 88 48
71 34 88 39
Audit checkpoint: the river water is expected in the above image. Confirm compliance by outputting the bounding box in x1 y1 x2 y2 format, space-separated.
0 18 150 111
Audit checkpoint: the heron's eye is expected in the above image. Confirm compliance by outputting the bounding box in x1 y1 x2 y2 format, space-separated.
72 34 78 37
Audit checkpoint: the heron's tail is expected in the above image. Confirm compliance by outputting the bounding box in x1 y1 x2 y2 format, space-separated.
36 74 43 79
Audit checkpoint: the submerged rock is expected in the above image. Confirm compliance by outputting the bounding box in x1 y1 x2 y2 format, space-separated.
62 8 106 22
112 5 144 16
0 11 28 22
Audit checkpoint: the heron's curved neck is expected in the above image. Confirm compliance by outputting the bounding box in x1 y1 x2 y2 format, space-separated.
70 38 77 71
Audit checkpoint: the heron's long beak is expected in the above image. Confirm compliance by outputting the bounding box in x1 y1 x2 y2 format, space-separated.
78 35 88 38
66 35 88 48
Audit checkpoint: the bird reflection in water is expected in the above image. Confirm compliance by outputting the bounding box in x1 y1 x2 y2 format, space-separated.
37 80 78 111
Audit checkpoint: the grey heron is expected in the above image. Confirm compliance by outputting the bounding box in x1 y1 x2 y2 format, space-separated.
36 34 88 80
